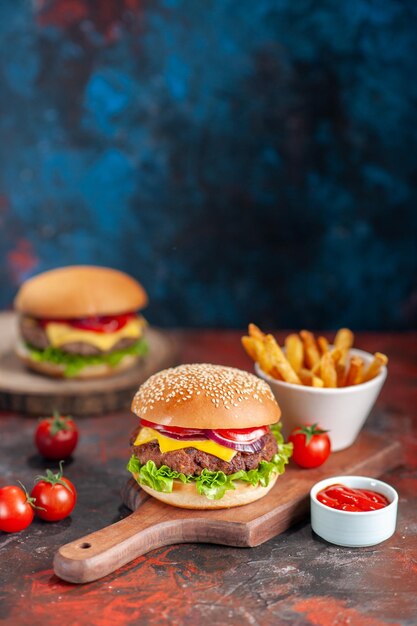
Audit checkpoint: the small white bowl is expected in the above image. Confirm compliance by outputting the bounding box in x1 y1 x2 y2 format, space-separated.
255 348 387 451
310 475 398 547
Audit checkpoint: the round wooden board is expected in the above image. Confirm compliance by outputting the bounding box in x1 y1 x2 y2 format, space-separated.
0 312 178 416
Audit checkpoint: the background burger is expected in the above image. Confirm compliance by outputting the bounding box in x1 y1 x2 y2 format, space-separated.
127 363 292 508
14 265 148 379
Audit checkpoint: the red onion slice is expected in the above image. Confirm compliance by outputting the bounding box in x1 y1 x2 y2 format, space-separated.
140 419 207 441
153 427 207 441
139 418 268 451
214 426 269 442
205 430 265 453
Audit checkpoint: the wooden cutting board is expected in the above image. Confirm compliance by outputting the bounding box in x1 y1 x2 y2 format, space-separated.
54 431 401 583
0 312 178 415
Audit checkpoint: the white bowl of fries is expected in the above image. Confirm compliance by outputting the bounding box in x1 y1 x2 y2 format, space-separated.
243 326 388 452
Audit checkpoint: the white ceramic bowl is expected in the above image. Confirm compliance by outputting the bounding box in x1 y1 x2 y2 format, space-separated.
255 348 387 451
310 475 398 547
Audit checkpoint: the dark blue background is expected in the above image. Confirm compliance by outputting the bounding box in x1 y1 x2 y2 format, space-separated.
1 0 416 329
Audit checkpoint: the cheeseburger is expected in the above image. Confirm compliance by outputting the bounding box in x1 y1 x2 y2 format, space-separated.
14 265 148 379
127 363 292 509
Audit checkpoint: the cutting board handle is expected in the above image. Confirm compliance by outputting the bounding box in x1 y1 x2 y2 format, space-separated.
53 501 195 584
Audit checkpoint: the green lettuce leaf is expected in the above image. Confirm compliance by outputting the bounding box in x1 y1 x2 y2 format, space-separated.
127 422 293 500
195 469 237 500
26 338 148 377
127 457 190 493
126 455 142 474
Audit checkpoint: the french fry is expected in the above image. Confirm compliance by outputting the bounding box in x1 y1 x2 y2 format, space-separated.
362 353 388 383
320 352 337 388
300 330 320 369
242 334 277 380
264 334 301 385
311 360 320 375
330 329 351 386
334 328 354 352
312 347 345 384
270 365 284 381
312 348 340 375
330 348 346 387
335 362 346 387
312 375 325 388
257 341 276 377
330 348 342 363
264 333 285 361
241 323 388 390
241 336 260 363
298 368 324 388
317 336 329 355
345 356 364 386
272 362 301 385
248 323 265 341
338 348 348 366
285 334 304 372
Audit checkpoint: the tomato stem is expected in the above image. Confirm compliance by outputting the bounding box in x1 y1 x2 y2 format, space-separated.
44 411 73 436
34 461 73 492
17 481 38 509
293 423 329 446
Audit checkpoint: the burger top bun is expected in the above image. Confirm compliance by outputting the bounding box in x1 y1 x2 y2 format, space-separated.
14 266 148 319
131 363 281 430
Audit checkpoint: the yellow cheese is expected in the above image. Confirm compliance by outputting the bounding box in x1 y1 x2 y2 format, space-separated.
45 318 143 351
133 427 237 463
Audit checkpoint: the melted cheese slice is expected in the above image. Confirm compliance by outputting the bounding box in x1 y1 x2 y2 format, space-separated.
134 427 237 463
45 318 143 351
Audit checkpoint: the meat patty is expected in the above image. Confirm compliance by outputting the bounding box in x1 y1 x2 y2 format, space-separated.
130 427 278 475
20 316 139 355
20 316 49 350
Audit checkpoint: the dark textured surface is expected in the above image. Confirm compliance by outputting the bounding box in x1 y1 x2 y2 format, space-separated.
0 330 416 625
1 1 417 329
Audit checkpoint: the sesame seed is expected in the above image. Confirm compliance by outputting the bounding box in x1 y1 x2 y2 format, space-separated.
132 363 275 415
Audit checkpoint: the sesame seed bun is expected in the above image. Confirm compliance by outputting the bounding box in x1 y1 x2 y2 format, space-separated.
14 266 148 319
131 363 281 429
135 472 279 509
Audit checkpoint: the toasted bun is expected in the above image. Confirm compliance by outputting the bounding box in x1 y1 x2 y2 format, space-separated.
131 363 281 429
14 266 148 319
135 473 278 509
16 342 139 380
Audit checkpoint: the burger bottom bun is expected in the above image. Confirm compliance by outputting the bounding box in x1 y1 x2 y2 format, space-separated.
135 473 278 509
16 342 139 380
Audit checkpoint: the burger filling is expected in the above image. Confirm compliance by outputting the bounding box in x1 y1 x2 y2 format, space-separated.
127 421 292 500
20 313 148 377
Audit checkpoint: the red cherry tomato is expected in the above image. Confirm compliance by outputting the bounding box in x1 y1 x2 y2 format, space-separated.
31 464 76 522
35 412 79 460
0 484 35 533
289 423 331 469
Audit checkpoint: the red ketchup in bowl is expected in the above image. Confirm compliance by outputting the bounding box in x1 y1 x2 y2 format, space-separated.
317 484 390 512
